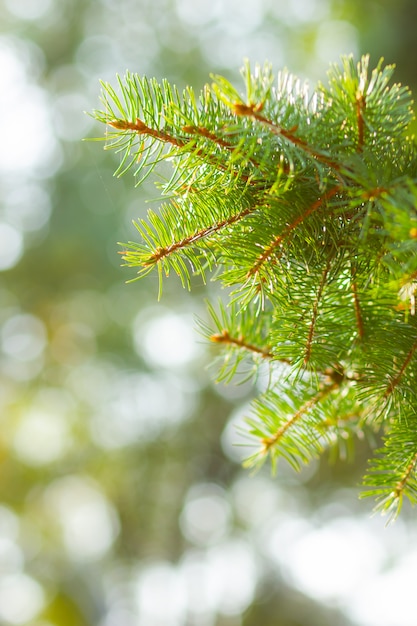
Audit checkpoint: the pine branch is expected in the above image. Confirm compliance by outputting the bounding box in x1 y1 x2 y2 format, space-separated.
233 103 342 171
244 377 345 472
140 203 256 266
384 335 417 398
261 381 339 453
197 300 277 383
92 55 417 519
246 185 342 278
303 256 332 365
350 263 365 340
210 329 274 360
355 92 366 153
108 117 186 147
362 411 417 522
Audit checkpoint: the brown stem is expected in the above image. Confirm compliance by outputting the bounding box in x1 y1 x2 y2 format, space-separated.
394 451 417 498
361 187 389 201
304 260 331 365
109 118 186 147
247 185 341 277
109 118 252 183
384 335 417 397
210 329 274 359
356 92 366 152
182 125 234 150
232 103 341 171
143 204 256 265
262 382 339 452
350 265 365 340
182 124 263 171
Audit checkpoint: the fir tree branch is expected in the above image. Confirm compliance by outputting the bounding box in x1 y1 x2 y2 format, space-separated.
350 264 365 340
304 258 332 365
361 187 389 201
232 103 341 170
181 124 235 150
362 411 417 522
108 116 252 183
109 117 186 147
393 450 417 502
198 300 277 383
140 203 257 266
94 56 417 518
384 335 417 398
356 92 366 152
210 329 274 359
181 124 265 173
261 381 339 454
247 185 341 277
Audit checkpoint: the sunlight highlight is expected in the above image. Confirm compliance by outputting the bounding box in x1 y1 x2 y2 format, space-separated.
43 476 120 561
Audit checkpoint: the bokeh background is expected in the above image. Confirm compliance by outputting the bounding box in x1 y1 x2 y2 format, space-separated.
1 1 417 625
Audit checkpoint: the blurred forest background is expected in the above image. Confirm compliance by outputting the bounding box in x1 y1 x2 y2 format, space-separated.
1 1 417 625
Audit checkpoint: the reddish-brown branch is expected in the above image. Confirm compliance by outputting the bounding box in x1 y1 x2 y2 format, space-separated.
182 125 234 150
361 187 389 201
350 265 365 340
109 117 252 183
304 261 331 365
109 118 186 147
356 92 366 152
247 185 341 277
232 103 341 171
210 329 274 359
262 382 339 452
384 336 417 398
182 124 263 171
394 451 417 499
141 204 256 265
351 280 365 340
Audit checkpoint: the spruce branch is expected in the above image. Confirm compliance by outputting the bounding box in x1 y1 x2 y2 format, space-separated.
246 185 342 279
303 256 333 366
260 381 340 454
233 103 342 172
362 412 417 522
210 329 274 360
197 300 278 383
92 55 417 518
383 334 417 399
108 117 186 147
355 91 366 153
350 262 365 340
244 377 346 472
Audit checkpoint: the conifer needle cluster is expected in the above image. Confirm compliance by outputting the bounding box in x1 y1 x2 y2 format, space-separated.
92 56 417 520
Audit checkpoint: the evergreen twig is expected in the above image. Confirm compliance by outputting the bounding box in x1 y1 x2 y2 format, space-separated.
92 55 417 518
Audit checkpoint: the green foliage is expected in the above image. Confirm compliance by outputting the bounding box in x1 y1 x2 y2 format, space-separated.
93 55 417 520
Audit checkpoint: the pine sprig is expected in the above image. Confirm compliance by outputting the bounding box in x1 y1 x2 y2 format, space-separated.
119 186 259 295
197 300 277 384
244 378 345 472
92 55 417 518
362 411 417 522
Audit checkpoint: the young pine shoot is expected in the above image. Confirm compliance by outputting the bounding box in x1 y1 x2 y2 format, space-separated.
92 55 417 522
